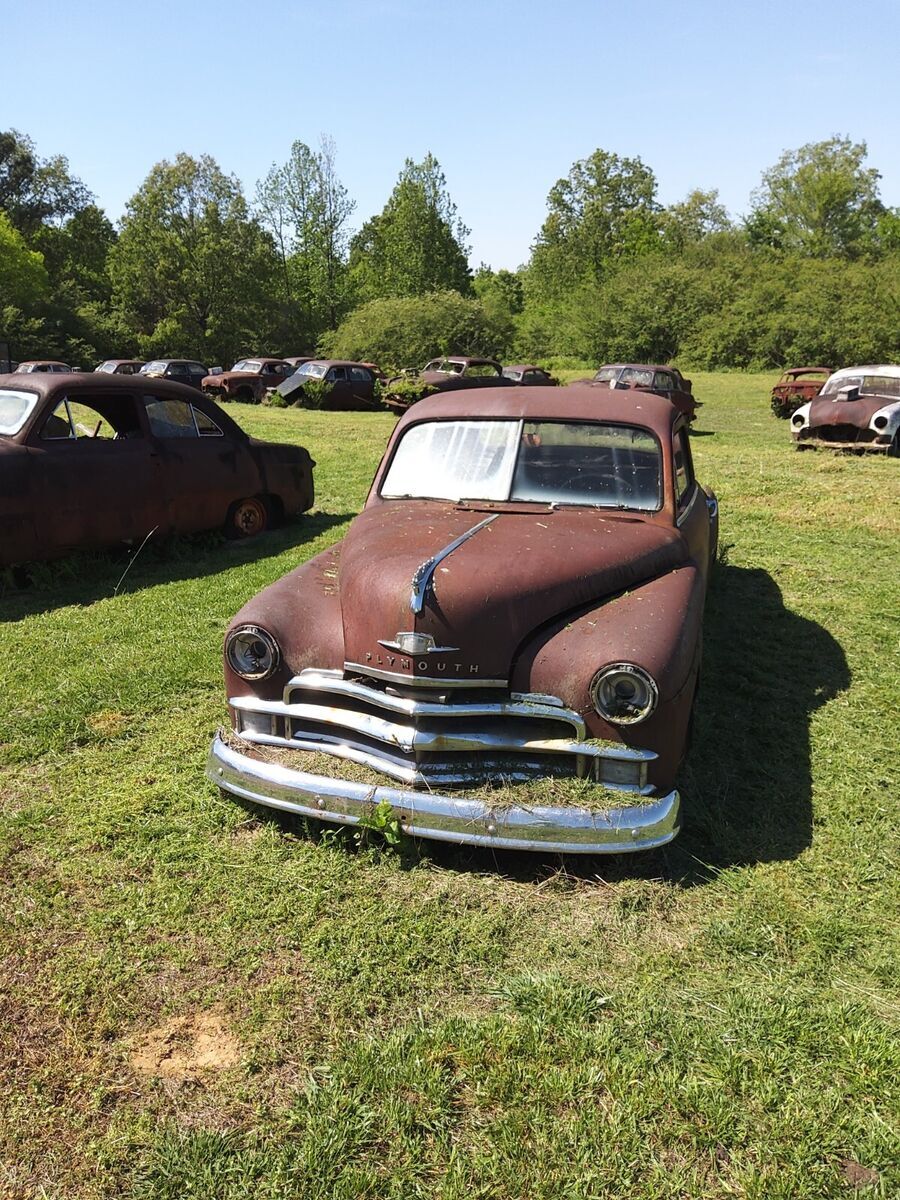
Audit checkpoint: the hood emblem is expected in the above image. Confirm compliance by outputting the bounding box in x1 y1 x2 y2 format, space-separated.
409 515 498 614
379 632 459 655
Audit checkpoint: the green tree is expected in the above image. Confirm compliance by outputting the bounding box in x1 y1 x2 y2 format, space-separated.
527 149 662 301
0 210 49 310
110 154 280 364
747 136 884 258
255 136 355 343
348 154 472 302
320 290 512 374
0 129 91 236
660 189 731 251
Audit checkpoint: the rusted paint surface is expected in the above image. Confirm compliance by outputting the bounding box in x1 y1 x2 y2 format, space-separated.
201 359 291 403
502 365 559 385
221 385 717 805
274 361 381 411
770 366 831 416
0 373 314 566
572 363 698 422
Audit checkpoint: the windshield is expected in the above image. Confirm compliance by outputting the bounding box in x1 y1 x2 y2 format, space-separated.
297 361 327 378
424 359 464 374
140 361 167 374
592 367 619 383
381 419 662 511
96 361 116 373
0 388 38 435
822 373 900 398
502 369 523 381
232 360 262 373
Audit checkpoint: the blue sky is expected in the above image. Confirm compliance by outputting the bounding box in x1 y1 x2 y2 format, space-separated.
5 0 899 269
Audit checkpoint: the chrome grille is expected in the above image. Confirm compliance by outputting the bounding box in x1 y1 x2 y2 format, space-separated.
230 668 654 792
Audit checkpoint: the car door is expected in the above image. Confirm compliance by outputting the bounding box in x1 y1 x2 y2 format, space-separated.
349 366 376 407
27 390 159 555
324 366 353 409
143 392 261 533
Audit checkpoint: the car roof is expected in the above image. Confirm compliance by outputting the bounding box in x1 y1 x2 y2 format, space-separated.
304 359 373 369
826 364 900 381
598 363 676 373
1 372 211 399
505 364 548 372
396 384 679 438
428 356 501 366
17 360 70 368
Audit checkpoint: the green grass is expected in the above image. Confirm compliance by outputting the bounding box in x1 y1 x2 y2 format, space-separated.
1 375 898 1199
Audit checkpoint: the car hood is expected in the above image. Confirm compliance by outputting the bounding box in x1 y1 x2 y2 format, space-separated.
807 396 886 428
204 371 260 386
337 501 686 685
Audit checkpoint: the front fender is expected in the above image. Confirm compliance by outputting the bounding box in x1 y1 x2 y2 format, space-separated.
511 565 706 789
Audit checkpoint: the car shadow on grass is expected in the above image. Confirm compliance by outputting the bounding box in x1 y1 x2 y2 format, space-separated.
399 563 849 886
0 511 354 623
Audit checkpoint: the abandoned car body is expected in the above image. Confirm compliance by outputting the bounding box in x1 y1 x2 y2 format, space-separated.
578 364 698 423
790 365 900 453
770 366 831 418
502 365 559 386
0 374 315 566
201 358 293 404
274 360 381 410
209 386 718 853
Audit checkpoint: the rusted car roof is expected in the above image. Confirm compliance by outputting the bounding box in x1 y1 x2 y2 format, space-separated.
396 383 679 437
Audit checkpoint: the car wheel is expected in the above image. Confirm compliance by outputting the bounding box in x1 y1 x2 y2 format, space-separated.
889 431 900 458
236 387 254 403
226 496 269 538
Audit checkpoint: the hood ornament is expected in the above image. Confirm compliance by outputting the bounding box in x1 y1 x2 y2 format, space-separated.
379 632 459 655
409 515 498 614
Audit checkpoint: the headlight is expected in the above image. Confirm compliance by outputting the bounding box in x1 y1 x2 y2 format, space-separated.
225 625 281 680
873 414 888 430
590 663 658 725
792 413 805 427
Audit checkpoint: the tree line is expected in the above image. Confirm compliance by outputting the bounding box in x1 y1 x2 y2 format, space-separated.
1 129 898 372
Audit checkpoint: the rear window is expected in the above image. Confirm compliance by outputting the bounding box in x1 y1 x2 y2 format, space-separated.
0 388 38 435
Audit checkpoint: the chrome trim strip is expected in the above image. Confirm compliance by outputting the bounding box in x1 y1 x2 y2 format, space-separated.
675 483 700 527
208 734 680 855
283 671 587 732
409 515 498 614
344 662 507 689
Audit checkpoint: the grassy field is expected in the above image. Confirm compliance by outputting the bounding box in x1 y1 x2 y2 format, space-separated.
1 373 898 1199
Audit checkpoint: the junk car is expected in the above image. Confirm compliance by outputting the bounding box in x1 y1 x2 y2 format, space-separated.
274 360 381 410
790 365 900 454
502 365 559 386
770 366 831 418
95 359 146 375
139 359 208 390
202 358 293 404
0 374 314 566
383 356 514 414
208 385 718 854
14 360 72 374
576 364 698 423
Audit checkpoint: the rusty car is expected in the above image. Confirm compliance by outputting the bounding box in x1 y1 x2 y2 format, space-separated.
576 364 698 422
14 360 72 374
139 359 208 390
208 385 718 854
95 359 146 375
201 358 293 404
0 373 315 567
502 365 559 386
790 365 900 454
383 356 514 414
770 366 831 418
273 360 381 410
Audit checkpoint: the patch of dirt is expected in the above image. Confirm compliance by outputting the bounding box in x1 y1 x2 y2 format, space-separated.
840 1159 880 1189
130 1008 240 1081
87 709 131 738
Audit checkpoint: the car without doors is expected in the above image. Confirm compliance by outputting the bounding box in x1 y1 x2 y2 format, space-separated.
790 365 900 454
770 366 832 418
202 358 293 404
209 385 718 854
0 374 315 566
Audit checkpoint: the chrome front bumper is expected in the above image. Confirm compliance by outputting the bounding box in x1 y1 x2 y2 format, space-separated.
207 734 681 854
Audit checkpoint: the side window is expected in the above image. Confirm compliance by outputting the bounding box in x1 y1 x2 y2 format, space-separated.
146 397 198 438
673 428 694 508
40 400 74 440
327 367 347 382
349 366 371 383
167 363 189 378
191 405 223 437
654 372 674 391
